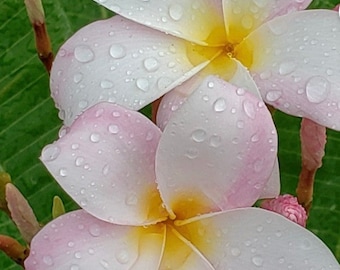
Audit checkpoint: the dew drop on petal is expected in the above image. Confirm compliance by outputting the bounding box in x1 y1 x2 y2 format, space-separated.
191 129 207 143
73 73 83 84
145 130 154 141
209 135 222 147
78 100 89 109
102 164 110 176
109 44 126 59
59 168 67 177
108 124 119 134
278 61 297 75
88 224 101 237
74 45 94 63
75 156 85 167
143 57 160 72
265 90 282 102
169 3 183 21
70 265 80 270
115 249 130 264
125 192 138 206
185 147 199 159
305 76 330 103
100 259 110 269
231 247 241 257
243 100 256 119
41 145 60 161
43 255 54 266
252 255 264 267
213 98 227 112
100 80 114 89
136 78 150 92
90 133 100 143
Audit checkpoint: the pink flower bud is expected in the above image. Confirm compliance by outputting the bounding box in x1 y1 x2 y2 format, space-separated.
261 194 307 227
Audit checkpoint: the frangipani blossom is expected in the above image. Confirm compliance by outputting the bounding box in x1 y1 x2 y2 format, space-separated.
25 77 339 269
51 0 340 130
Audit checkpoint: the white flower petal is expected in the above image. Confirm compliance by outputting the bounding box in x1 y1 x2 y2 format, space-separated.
176 208 339 269
93 0 226 45
51 16 211 126
156 76 277 219
40 103 167 225
25 210 165 270
236 10 340 130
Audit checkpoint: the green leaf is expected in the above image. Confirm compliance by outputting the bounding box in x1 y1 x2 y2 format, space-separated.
0 0 339 268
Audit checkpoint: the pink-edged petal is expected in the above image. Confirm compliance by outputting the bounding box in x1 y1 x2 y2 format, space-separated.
93 0 226 45
41 102 167 225
223 0 312 44
156 76 277 220
51 16 215 126
159 225 215 269
176 208 339 269
258 158 280 199
236 10 340 130
25 210 165 270
157 57 261 131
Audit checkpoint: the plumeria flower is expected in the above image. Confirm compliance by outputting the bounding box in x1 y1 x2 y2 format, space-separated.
50 0 340 130
25 77 339 269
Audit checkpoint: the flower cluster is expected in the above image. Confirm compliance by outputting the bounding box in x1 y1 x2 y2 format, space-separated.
22 0 340 269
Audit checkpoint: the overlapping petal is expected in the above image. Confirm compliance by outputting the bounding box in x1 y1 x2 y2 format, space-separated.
40 102 167 225
156 57 261 131
92 0 226 45
236 10 340 130
24 210 165 269
156 76 277 220
176 208 340 269
51 16 217 126
223 0 312 43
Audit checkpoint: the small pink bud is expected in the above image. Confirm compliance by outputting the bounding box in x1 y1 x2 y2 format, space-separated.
261 194 307 227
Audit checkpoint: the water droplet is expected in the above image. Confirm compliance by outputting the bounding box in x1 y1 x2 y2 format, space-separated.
209 135 222 147
237 120 245 129
79 100 89 109
207 81 214 88
108 124 119 134
143 57 160 72
231 247 241 257
145 130 154 141
136 78 150 92
241 16 253 29
100 259 110 269
185 147 199 159
70 264 80 270
279 61 297 75
252 255 264 267
109 44 126 59
59 168 67 177
75 156 85 167
74 45 94 63
102 164 110 176
305 76 330 103
71 143 79 150
191 129 206 143
256 225 263 232
41 145 60 161
90 133 100 143
169 4 183 21
265 90 282 102
74 251 82 259
236 88 245 96
268 20 287 35
125 192 138 206
115 249 130 264
253 159 263 172
213 98 227 112
100 80 114 89
73 73 83 84
251 133 260 142
89 224 101 237
43 255 54 266
243 100 256 119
